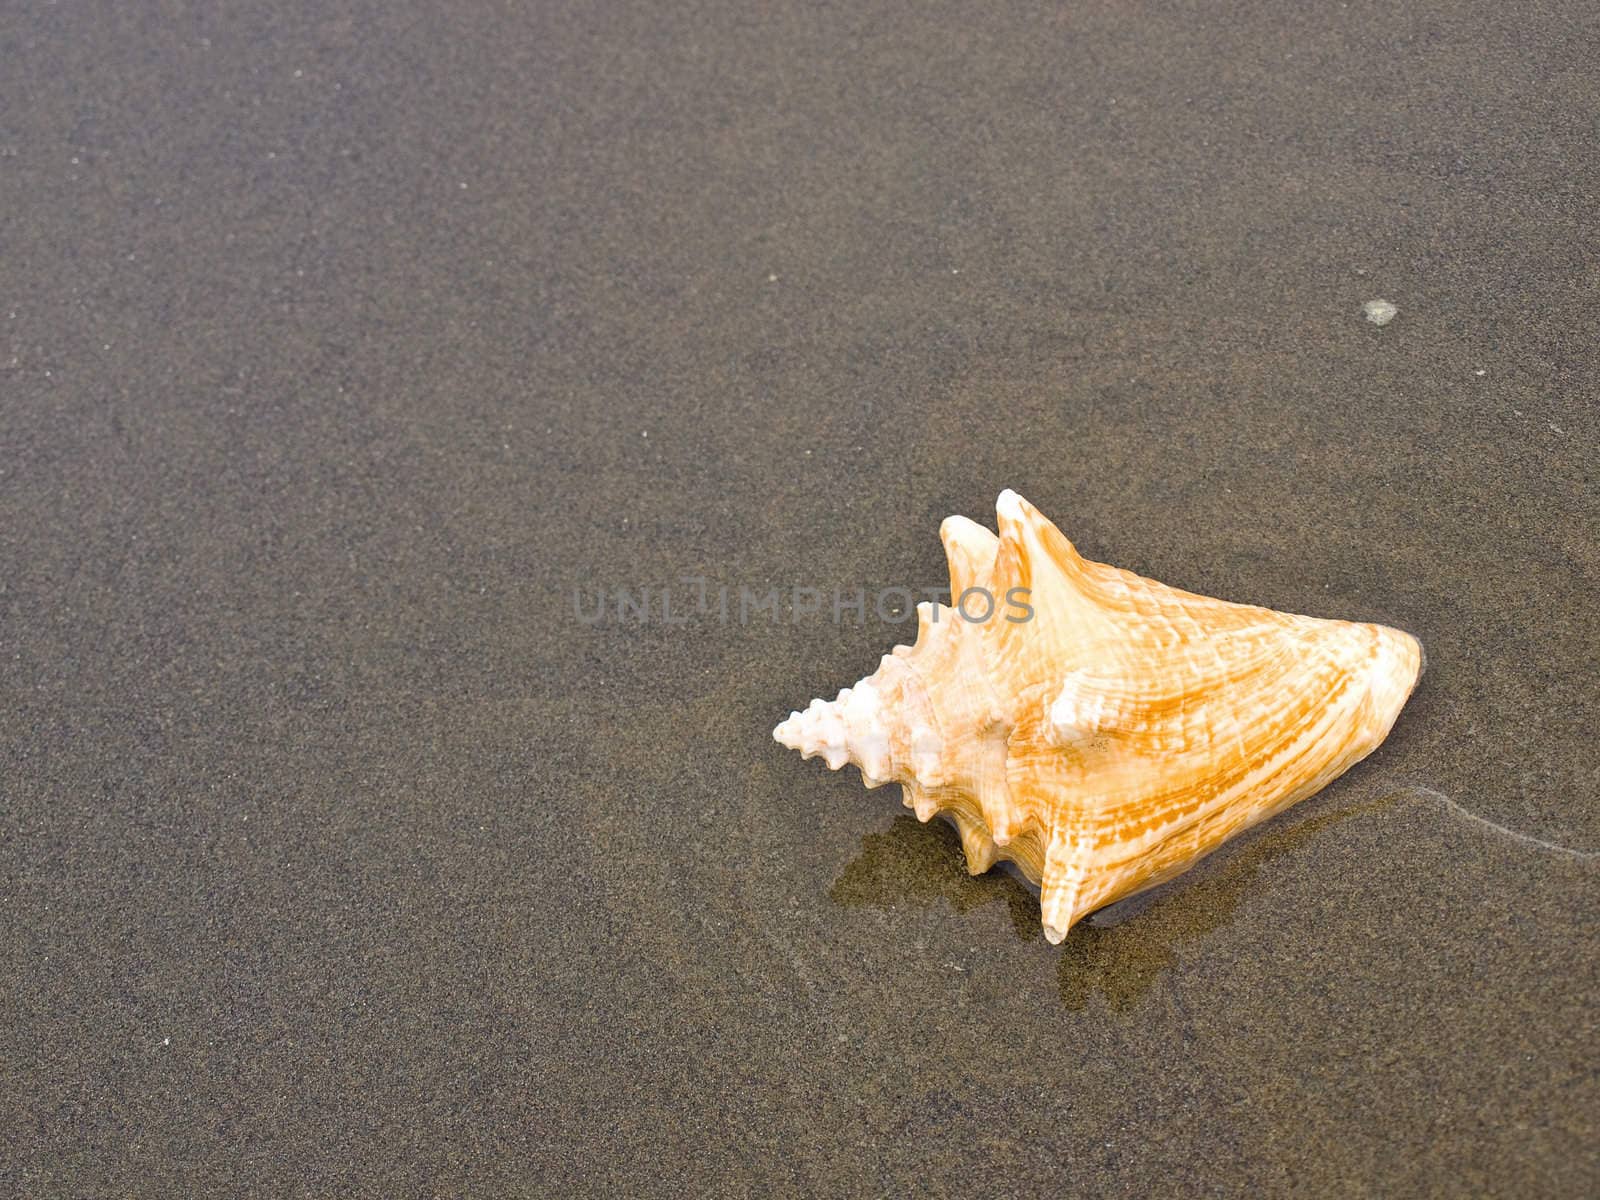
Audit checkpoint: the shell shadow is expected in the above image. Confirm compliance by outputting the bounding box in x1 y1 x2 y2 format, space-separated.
828 815 1043 941
830 795 1396 1011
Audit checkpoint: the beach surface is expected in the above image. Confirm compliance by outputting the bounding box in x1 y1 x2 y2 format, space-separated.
3 2 1596 1194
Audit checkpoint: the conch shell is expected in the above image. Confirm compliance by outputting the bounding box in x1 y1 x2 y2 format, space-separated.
774 490 1423 943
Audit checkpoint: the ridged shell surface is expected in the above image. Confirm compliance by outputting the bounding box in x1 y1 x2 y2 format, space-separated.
774 490 1423 943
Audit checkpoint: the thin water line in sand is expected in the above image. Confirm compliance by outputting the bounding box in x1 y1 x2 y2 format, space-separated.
1408 786 1598 861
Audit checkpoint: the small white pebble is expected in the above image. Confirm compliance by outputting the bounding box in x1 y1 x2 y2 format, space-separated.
1475 369 1486 376
767 273 778 283
1363 299 1398 326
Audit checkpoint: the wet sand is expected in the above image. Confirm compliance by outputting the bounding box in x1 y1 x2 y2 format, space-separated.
3 2 1596 1195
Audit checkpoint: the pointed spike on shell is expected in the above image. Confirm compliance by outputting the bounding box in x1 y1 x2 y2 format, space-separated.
1040 830 1089 944
995 489 1085 578
952 812 1000 875
982 492 1038 602
940 514 1001 597
984 794 1015 846
994 488 1041 543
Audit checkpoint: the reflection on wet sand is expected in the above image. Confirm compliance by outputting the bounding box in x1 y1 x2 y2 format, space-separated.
829 813 1043 941
831 797 1396 1010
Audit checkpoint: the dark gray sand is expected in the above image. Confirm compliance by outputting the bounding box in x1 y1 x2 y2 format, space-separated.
3 2 1597 1195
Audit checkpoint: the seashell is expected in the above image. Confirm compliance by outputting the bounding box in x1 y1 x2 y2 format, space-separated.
774 490 1423 943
